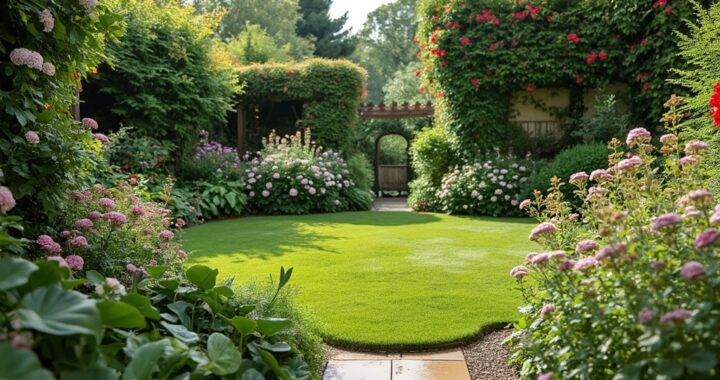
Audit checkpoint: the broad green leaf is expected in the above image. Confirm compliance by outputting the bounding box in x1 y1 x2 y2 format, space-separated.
86 270 105 285
62 279 86 290
159 279 179 290
145 266 168 279
226 316 256 335
186 265 218 290
0 343 54 380
255 341 291 353
167 301 192 328
97 301 147 329
207 333 242 375
61 366 118 380
257 348 292 380
121 294 160 320
239 368 264 380
0 256 37 290
18 285 103 342
160 322 199 344
22 260 62 291
257 318 291 337
686 351 717 373
122 340 168 380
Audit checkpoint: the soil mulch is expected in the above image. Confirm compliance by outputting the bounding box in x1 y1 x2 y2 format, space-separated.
462 329 518 380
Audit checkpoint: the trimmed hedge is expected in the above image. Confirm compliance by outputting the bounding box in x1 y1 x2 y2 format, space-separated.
236 59 366 153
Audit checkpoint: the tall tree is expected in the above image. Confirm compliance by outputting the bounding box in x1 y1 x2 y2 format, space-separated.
296 0 355 58
353 0 418 103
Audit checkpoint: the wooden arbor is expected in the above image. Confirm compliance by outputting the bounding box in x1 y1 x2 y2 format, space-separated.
360 102 434 195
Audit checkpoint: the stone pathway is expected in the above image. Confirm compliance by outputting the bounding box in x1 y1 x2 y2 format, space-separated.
323 348 471 380
372 197 411 212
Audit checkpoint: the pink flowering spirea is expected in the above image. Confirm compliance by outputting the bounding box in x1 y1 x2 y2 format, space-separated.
576 239 599 253
617 156 644 171
688 189 713 202
88 211 103 220
638 308 654 324
651 213 682 230
105 211 127 226
684 140 709 155
289 188 299 197
573 256 598 272
587 186 608 198
680 155 700 166
558 260 576 272
98 197 115 209
0 186 16 214
158 230 174 240
74 218 93 229
510 265 529 278
589 169 613 182
79 0 98 12
519 199 531 209
82 118 98 130
537 372 554 380
126 263 139 273
71 190 92 201
595 243 626 261
530 252 551 265
547 250 566 260
694 228 720 249
568 171 589 185
38 9 54 32
25 131 40 144
176 218 186 228
65 255 84 271
659 134 677 144
47 256 69 268
9 48 44 70
131 205 145 217
540 303 555 319
529 222 557 241
660 309 692 325
93 133 109 144
625 127 651 146
681 261 705 280
68 236 88 248
41 62 55 76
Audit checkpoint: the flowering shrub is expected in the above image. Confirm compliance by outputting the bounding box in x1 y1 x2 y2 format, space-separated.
181 129 245 181
35 183 186 282
246 130 372 214
437 157 535 216
508 98 720 378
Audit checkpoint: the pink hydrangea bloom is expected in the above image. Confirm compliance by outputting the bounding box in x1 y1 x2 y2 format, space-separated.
617 156 644 171
638 308 654 324
681 261 705 280
99 277 125 295
695 228 720 249
576 239 599 253
41 62 55 76
105 211 127 226
176 218 186 228
529 222 557 241
74 218 93 229
65 255 84 271
59 230 72 238
159 230 174 240
262 190 270 197
10 332 33 350
510 265 529 278
652 213 682 230
573 256 598 272
93 133 109 144
38 9 54 32
569 171 589 185
289 188 299 197
626 127 651 146
684 140 709 155
82 118 98 130
71 190 92 201
265 182 273 189
68 236 88 248
25 131 40 144
540 303 555 319
660 308 692 325
43 242 62 255
47 255 68 268
0 186 16 214
309 187 317 195
88 211 103 220
79 0 98 12
99 198 115 209
37 234 54 246
9 48 43 70
659 134 677 144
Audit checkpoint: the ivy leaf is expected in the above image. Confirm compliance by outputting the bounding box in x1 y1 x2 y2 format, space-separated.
0 343 54 380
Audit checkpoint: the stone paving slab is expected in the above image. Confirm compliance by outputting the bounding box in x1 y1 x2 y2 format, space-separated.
324 360 392 380
324 348 470 380
372 197 411 212
392 360 471 380
399 349 465 361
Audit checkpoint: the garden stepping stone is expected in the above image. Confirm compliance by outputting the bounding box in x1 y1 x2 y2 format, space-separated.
324 348 470 380
371 197 411 212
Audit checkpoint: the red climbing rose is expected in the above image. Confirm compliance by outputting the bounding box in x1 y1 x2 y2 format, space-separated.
527 84 536 93
599 51 607 60
710 82 720 128
567 33 580 44
586 52 598 65
460 37 471 45
471 79 481 88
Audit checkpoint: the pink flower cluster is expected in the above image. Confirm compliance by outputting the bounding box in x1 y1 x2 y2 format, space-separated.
0 186 16 214
9 48 44 71
38 9 54 33
529 222 557 241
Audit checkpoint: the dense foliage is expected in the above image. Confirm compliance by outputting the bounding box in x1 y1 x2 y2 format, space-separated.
246 130 373 214
509 100 720 378
296 0 355 58
236 59 366 153
417 0 698 153
85 0 239 155
0 0 122 230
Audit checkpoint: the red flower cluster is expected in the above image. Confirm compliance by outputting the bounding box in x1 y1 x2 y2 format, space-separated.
488 43 498 51
471 78 481 88
586 52 598 65
431 49 446 57
513 11 527 20
526 4 542 17
430 34 437 44
575 76 584 84
710 82 720 128
527 83 536 93
652 0 667 8
546 15 554 22
476 9 500 25
567 33 580 44
415 69 422 77
460 37 472 45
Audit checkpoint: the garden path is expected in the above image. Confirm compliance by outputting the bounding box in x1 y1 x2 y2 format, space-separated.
323 348 471 380
371 197 411 212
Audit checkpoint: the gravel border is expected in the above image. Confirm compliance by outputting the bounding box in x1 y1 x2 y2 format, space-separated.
462 329 518 380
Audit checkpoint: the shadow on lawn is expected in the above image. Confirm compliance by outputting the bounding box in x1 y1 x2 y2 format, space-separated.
183 211 442 263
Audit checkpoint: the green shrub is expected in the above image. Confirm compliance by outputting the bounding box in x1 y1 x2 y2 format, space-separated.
196 180 247 220
108 129 176 175
379 135 408 165
346 153 374 192
533 143 609 204
408 176 440 212
508 117 720 377
0 0 123 231
86 0 240 156
410 126 458 185
180 130 246 182
571 92 630 144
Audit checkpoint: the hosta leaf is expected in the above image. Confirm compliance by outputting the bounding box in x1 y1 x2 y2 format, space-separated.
160 322 199 344
97 301 146 329
686 351 717 373
257 318 291 337
121 293 160 320
61 366 118 380
0 256 37 290
226 316 256 335
18 285 103 342
186 265 218 290
0 343 54 380
122 340 168 380
206 333 242 375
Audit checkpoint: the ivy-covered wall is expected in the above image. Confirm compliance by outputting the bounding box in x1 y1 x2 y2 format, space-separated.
417 0 701 154
236 59 366 153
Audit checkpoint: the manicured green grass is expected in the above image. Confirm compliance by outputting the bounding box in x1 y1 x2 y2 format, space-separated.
182 212 536 350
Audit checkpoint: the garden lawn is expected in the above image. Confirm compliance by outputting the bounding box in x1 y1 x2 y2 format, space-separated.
182 212 536 349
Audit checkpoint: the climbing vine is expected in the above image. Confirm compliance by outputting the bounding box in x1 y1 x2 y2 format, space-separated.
417 0 700 153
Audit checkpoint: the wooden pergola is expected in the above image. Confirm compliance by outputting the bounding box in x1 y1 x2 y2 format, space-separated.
358 102 434 120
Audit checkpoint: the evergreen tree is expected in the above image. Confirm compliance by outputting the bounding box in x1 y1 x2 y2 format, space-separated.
297 0 355 58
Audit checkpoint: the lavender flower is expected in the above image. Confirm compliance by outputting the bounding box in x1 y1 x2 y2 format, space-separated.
131 205 145 216
25 131 40 144
38 9 54 32
529 222 557 241
651 213 682 231
659 134 677 144
0 186 16 214
573 256 598 272
617 156 643 171
595 243 626 261
530 252 551 265
626 128 651 146
88 211 103 220
105 211 127 226
558 260 576 272
688 189 713 203
74 218 93 229
99 197 115 209
681 261 705 280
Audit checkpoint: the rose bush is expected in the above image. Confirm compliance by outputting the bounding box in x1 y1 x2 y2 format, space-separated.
437 157 536 216
246 130 373 215
508 97 720 378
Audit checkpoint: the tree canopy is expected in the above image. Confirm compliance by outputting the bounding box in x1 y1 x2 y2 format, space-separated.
297 0 355 58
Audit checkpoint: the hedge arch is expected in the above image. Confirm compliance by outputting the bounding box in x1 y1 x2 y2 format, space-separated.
235 59 366 154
